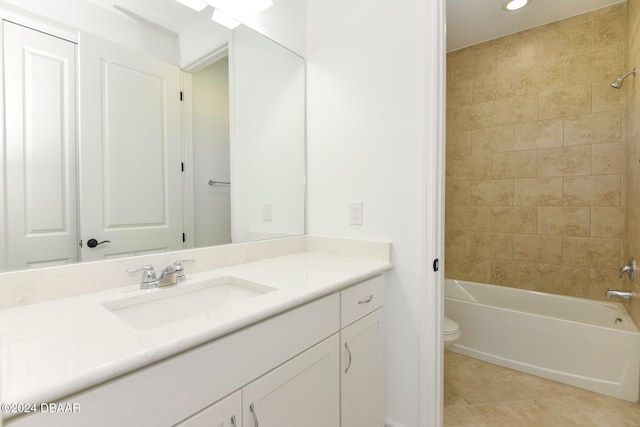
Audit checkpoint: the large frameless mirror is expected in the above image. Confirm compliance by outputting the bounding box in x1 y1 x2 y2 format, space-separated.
0 0 305 271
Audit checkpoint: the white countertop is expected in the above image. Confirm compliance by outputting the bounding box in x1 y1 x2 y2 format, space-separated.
0 251 391 411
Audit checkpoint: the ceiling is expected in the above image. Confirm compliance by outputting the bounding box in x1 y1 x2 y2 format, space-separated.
447 0 626 52
88 0 628 50
87 0 210 34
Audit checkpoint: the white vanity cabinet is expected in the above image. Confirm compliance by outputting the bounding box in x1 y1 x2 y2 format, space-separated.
175 391 241 427
242 334 340 427
340 276 386 427
177 335 340 427
6 294 340 427
5 275 385 427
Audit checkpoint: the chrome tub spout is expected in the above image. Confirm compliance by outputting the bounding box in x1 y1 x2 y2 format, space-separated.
605 289 634 300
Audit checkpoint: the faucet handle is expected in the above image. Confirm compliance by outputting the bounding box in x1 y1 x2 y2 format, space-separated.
127 264 158 289
172 259 195 282
619 257 637 281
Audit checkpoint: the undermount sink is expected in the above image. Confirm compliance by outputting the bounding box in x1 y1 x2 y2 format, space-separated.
102 276 277 330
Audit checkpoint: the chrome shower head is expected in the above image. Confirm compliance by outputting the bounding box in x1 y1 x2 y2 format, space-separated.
610 67 637 89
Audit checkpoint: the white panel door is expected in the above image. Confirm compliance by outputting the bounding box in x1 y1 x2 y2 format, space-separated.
242 334 340 427
3 21 78 270
79 32 183 261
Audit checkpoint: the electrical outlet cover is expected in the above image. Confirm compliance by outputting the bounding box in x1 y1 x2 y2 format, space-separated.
263 203 272 222
349 201 363 225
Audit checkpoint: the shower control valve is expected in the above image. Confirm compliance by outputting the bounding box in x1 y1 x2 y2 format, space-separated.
618 257 637 281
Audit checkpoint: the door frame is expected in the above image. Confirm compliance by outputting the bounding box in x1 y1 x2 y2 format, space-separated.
181 44 230 249
420 0 446 426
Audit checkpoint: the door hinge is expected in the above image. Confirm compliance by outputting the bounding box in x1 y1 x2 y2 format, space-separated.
180 91 183 101
181 162 184 172
182 233 186 243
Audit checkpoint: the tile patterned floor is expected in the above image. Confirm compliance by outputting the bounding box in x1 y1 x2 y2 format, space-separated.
444 351 640 426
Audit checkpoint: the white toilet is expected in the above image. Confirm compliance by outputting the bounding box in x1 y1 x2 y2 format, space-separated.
444 316 461 349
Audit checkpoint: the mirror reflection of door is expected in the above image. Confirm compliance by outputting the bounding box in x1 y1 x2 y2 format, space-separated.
191 55 232 247
78 32 184 262
2 22 186 269
3 21 78 271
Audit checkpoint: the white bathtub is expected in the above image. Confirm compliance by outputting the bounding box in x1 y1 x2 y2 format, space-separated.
445 278 640 402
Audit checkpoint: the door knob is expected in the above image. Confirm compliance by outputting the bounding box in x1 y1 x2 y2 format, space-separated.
86 238 111 248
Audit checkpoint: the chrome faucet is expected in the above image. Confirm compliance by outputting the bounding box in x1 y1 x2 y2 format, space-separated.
606 289 634 300
127 264 159 289
157 265 180 287
172 259 195 283
618 258 637 281
127 262 187 289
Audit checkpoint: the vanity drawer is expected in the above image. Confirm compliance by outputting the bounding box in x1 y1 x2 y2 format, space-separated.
341 275 385 328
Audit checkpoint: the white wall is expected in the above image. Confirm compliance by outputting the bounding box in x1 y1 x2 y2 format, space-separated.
179 14 231 69
230 25 305 243
192 57 232 247
236 0 306 57
0 0 178 65
306 0 444 426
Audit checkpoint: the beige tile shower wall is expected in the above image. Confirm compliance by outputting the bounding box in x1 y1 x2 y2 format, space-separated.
445 3 629 300
625 0 640 327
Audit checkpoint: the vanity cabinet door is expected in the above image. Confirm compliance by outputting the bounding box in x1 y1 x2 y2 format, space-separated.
242 334 340 427
341 308 385 427
174 390 241 427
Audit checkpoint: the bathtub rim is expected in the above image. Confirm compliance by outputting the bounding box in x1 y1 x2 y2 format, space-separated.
444 278 639 334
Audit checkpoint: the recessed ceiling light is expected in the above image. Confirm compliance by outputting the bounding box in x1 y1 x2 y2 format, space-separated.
503 0 530 12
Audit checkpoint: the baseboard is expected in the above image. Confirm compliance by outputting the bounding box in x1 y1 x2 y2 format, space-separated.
386 418 409 427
